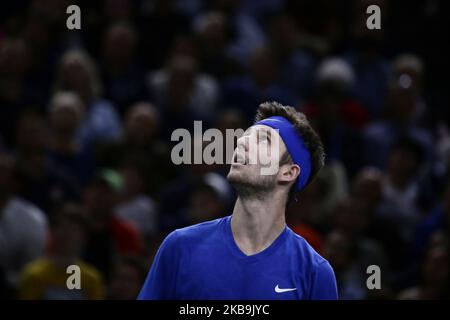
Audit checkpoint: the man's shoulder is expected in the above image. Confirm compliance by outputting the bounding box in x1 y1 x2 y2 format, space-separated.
288 229 337 298
287 228 331 268
165 216 228 246
175 216 227 238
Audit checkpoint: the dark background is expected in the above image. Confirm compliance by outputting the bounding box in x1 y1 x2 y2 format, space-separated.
0 0 449 300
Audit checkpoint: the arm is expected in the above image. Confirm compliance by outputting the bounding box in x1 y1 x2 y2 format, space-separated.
309 261 338 300
137 230 181 300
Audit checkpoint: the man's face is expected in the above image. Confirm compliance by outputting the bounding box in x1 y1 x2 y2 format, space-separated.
227 125 287 192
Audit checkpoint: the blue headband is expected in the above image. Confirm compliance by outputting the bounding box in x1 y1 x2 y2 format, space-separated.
255 116 312 192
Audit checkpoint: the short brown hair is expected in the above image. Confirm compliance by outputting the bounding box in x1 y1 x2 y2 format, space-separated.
254 101 325 198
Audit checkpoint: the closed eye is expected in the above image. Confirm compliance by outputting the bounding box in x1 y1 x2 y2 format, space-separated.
257 130 271 144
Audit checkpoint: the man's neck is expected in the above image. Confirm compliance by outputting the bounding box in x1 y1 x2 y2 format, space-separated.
230 190 286 256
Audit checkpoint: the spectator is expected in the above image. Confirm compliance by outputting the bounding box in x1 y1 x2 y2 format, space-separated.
398 234 449 299
364 54 433 170
377 138 427 242
54 50 122 151
14 110 79 215
303 58 369 130
288 159 349 233
0 37 30 148
108 255 147 300
184 177 230 225
138 0 191 70
351 167 407 276
413 179 450 262
344 0 390 117
193 11 242 79
100 22 146 113
332 197 389 278
287 178 326 252
0 154 48 289
223 46 299 123
47 91 94 188
148 54 219 131
82 169 143 279
18 204 105 300
267 12 316 100
322 230 366 300
159 162 231 232
390 54 428 127
215 108 247 134
96 102 177 197
115 161 159 243
210 0 267 67
300 58 368 177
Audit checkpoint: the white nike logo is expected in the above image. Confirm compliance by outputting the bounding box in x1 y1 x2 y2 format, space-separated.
274 285 297 293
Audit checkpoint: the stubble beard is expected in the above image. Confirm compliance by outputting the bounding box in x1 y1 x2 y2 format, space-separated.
227 168 276 200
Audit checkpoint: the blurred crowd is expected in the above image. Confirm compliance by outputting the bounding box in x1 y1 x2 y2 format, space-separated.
0 0 449 299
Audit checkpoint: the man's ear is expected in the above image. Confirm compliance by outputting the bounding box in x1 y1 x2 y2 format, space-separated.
279 164 300 184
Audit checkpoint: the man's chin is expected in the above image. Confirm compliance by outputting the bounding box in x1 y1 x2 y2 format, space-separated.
226 170 245 185
227 171 259 190
228 167 277 196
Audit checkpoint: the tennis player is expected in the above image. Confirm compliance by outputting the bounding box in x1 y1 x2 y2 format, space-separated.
138 101 338 300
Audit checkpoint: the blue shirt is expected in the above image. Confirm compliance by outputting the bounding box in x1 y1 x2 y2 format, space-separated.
138 215 338 300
